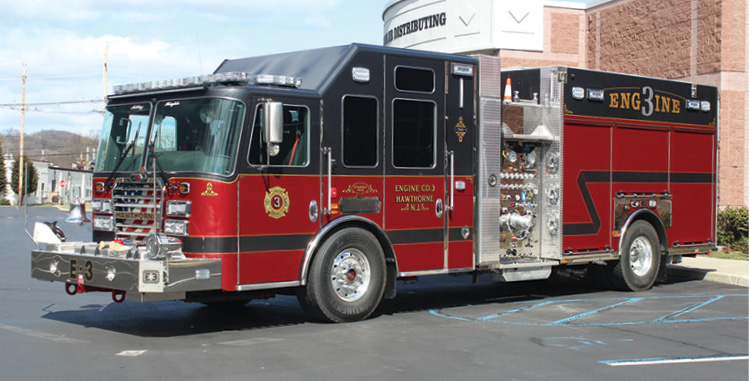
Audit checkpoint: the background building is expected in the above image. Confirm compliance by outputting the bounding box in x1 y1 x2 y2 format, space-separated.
3 154 91 206
384 0 747 208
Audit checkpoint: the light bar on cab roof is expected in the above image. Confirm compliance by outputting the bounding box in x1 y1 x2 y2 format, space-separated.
112 72 302 95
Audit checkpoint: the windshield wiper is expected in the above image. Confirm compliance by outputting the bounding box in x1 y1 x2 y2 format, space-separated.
104 123 141 189
147 127 175 189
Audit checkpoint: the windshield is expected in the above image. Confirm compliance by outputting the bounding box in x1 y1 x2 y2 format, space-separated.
95 103 151 173
148 98 245 176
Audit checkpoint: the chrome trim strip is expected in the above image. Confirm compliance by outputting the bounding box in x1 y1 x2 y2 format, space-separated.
236 280 300 292
667 245 716 256
448 150 455 211
398 269 448 277
562 252 619 264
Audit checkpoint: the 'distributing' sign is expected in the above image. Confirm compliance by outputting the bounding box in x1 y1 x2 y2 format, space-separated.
383 0 543 53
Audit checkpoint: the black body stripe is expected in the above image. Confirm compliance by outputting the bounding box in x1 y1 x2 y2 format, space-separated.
448 227 470 241
613 172 668 183
563 171 713 236
671 173 714 183
387 229 443 245
182 227 456 253
183 234 313 253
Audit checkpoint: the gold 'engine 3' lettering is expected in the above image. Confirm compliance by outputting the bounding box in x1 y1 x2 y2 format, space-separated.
608 87 681 116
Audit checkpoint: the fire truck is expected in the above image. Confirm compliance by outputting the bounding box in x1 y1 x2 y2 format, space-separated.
30 44 718 322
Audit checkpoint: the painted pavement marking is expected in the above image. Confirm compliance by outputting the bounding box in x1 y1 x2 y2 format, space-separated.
0 322 88 344
429 294 748 326
116 350 148 357
600 355 749 366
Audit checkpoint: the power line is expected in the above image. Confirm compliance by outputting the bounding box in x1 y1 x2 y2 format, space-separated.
0 99 103 107
2 152 95 158
5 107 104 115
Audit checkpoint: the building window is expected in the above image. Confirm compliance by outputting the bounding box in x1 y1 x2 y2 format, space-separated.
342 96 378 167
395 66 434 93
392 99 435 168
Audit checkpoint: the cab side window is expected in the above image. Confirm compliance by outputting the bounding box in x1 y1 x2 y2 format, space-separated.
249 104 309 166
395 67 435 93
392 99 435 168
342 96 378 167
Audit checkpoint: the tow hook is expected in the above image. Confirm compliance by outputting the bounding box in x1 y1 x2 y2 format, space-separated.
112 290 126 303
64 283 126 303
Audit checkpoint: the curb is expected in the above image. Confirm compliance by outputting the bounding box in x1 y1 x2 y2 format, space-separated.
668 265 749 287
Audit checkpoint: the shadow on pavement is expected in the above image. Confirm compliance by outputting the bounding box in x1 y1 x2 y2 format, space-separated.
40 268 702 337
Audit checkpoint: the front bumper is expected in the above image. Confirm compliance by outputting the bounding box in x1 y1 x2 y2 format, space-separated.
32 247 222 302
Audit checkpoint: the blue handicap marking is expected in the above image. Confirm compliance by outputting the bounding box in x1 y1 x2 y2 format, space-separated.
535 337 608 351
430 294 749 326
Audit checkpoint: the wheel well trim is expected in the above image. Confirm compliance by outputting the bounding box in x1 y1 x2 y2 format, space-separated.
617 209 668 256
299 215 397 285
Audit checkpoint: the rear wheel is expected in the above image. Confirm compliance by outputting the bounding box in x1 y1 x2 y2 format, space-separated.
297 228 386 323
607 221 661 291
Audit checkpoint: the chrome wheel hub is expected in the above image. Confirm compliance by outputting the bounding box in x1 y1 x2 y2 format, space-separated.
629 236 653 276
331 248 371 302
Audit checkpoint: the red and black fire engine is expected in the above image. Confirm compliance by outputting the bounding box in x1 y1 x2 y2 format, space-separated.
31 44 718 322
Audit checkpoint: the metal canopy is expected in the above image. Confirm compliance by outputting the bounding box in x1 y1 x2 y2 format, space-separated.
214 45 354 93
214 43 476 94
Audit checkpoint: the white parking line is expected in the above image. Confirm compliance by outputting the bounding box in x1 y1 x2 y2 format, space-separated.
601 355 749 366
218 337 282 347
0 323 88 344
116 350 148 357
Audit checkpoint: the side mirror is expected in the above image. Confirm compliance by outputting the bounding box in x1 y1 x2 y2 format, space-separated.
264 102 283 156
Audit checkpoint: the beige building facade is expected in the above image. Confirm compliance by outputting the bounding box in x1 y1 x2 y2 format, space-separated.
384 0 748 207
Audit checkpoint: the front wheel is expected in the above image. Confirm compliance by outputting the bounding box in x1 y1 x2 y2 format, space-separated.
297 228 386 323
607 221 661 291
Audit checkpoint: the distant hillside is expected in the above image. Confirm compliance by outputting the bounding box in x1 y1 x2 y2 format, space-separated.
1 130 99 169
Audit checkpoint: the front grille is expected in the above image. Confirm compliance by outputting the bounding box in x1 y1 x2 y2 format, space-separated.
112 178 164 244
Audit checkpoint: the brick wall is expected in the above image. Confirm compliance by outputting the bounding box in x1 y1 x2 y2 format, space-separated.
585 0 747 207
588 0 695 78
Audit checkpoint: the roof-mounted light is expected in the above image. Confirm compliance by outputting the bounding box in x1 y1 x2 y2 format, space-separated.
112 72 302 95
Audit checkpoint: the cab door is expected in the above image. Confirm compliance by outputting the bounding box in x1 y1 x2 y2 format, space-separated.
384 56 446 274
445 62 476 270
319 50 385 229
237 96 320 286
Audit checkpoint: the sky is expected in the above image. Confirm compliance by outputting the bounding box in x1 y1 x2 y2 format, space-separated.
0 0 589 139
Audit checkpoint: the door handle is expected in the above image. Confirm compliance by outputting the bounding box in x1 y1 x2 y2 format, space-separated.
448 150 454 212
323 147 332 215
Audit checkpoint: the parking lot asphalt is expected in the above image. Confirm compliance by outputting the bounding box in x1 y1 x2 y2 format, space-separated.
2 207 747 380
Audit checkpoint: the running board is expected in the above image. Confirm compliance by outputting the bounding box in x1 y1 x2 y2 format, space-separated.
490 266 552 282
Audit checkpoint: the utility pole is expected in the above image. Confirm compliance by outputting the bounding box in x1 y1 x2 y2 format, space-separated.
102 42 108 109
18 63 26 205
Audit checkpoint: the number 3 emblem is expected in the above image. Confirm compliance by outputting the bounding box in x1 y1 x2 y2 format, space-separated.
264 186 290 219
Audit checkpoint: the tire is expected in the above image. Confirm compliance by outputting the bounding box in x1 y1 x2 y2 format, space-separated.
607 221 661 291
297 228 386 323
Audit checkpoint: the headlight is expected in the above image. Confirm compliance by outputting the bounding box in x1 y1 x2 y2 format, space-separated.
166 201 191 217
49 260 59 275
106 266 117 282
93 216 115 231
92 199 112 213
164 219 189 236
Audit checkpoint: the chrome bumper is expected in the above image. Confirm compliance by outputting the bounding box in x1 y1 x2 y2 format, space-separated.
31 249 222 300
